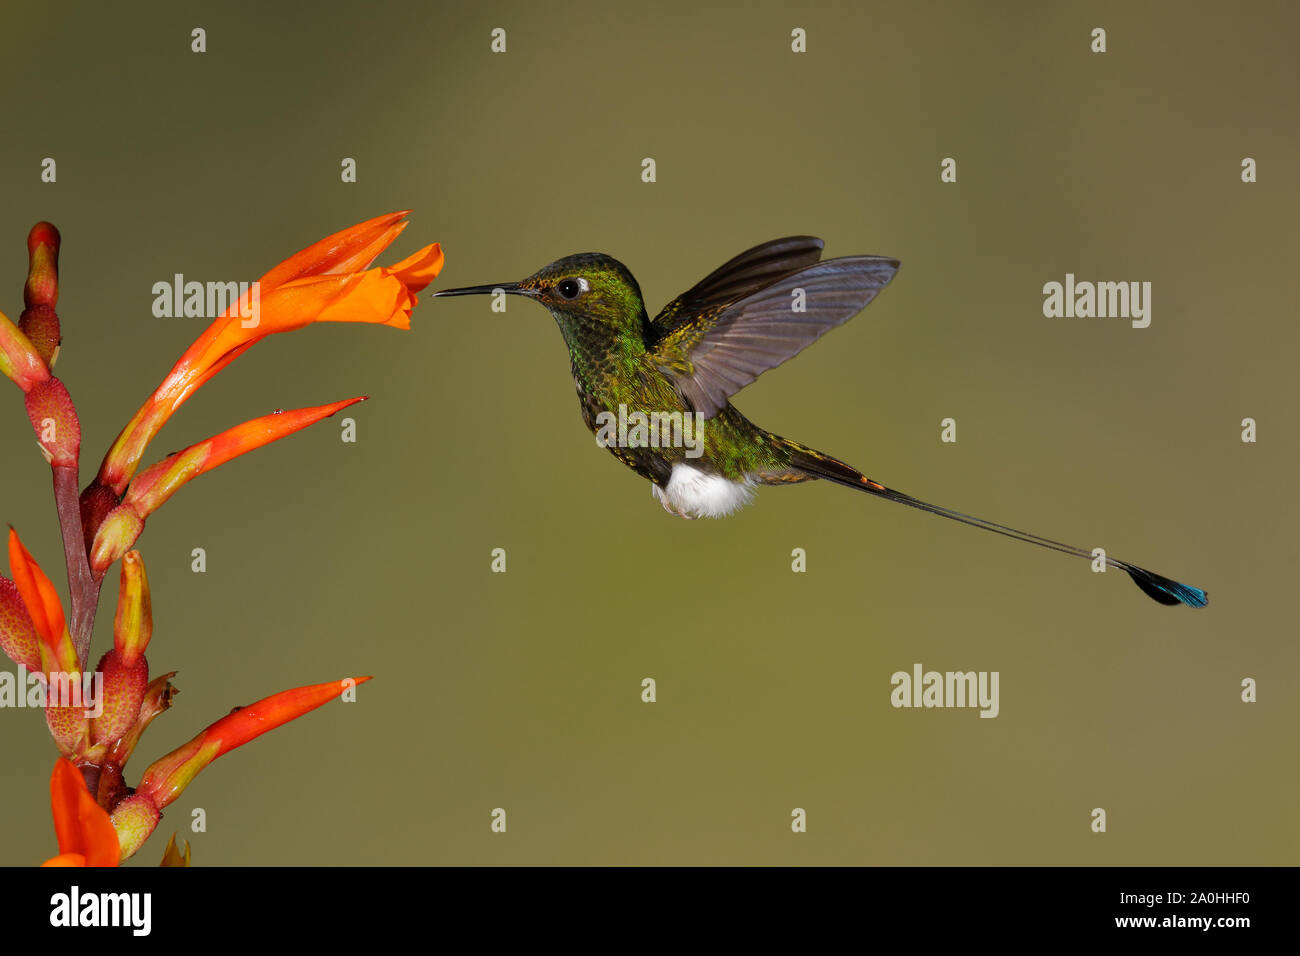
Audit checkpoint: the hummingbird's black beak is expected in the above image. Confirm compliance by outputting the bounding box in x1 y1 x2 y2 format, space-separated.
433 282 534 298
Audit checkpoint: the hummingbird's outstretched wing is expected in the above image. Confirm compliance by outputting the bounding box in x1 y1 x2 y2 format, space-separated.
651 251 900 418
650 236 826 339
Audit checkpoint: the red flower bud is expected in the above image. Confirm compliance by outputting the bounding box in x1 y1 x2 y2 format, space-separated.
24 221 60 309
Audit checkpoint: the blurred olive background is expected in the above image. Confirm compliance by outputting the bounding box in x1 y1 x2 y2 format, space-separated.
0 0 1295 865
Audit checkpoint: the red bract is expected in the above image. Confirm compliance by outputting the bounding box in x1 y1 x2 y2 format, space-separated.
0 574 42 671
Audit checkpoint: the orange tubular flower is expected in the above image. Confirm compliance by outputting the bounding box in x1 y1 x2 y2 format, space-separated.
95 212 443 496
42 758 120 867
89 397 365 573
100 676 369 860
136 677 372 811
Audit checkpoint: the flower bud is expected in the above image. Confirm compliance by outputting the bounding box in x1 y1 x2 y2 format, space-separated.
112 551 152 666
24 221 60 309
89 506 144 575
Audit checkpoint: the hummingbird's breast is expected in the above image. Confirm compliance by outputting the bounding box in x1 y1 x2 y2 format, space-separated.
568 349 798 494
570 357 678 486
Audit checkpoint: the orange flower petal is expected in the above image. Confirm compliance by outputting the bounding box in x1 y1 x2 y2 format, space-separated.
385 242 445 294
7 529 75 672
258 210 409 292
290 271 414 329
47 758 120 867
50 757 87 854
95 213 434 495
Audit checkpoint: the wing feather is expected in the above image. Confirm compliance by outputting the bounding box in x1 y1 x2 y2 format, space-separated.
650 236 826 339
652 255 900 417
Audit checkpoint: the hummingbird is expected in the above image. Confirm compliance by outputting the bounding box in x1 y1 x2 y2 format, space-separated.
434 237 1207 609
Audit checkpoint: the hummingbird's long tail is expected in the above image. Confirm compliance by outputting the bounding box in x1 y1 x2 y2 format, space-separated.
781 441 1207 608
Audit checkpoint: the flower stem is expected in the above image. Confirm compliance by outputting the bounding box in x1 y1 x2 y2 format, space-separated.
52 463 99 665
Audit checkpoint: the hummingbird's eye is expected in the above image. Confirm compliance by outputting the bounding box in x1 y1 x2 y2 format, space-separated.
556 277 587 300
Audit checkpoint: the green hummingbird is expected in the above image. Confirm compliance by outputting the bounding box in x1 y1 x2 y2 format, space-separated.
434 236 1207 608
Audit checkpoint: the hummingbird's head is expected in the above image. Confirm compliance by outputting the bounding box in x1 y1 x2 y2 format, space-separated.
435 252 650 340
